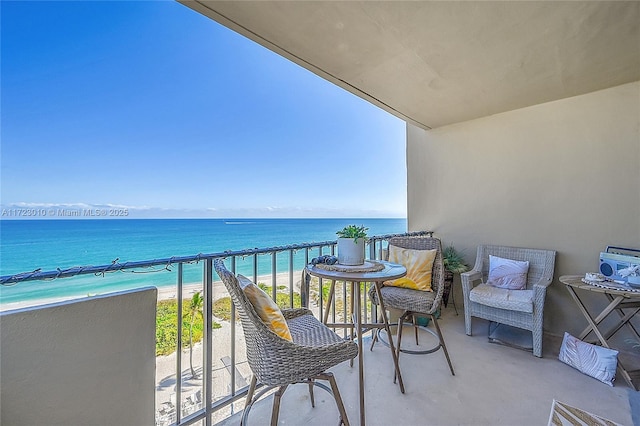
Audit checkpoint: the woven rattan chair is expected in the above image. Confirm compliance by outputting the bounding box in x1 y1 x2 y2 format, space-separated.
369 236 455 377
461 245 557 357
214 259 358 426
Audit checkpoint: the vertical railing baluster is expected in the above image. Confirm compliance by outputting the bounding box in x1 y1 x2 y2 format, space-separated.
331 277 337 332
289 250 294 308
303 248 310 309
341 279 347 339
204 259 213 426
330 245 337 327
230 257 238 399
176 262 183 424
330 244 337 329
363 281 368 324
271 252 277 300
252 254 258 286
318 246 324 321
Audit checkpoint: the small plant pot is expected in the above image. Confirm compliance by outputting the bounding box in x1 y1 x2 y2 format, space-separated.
337 237 365 265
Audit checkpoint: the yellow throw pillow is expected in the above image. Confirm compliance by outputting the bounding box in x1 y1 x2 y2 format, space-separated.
385 246 437 292
237 274 292 341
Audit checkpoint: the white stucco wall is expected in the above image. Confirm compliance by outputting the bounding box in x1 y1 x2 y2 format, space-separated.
407 81 640 336
0 287 157 426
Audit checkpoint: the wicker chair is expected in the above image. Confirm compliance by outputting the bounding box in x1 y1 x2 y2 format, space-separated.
214 259 358 426
461 245 557 357
369 236 455 377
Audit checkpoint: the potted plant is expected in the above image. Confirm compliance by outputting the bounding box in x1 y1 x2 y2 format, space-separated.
336 225 368 265
442 245 469 307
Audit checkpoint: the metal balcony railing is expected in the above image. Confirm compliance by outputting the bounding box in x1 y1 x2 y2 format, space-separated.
0 230 432 426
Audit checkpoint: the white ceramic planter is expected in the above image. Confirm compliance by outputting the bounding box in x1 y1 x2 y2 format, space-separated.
337 237 365 265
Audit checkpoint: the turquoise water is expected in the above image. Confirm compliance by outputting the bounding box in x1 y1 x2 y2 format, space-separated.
0 218 406 304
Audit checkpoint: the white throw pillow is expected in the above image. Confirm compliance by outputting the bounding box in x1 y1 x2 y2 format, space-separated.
487 255 529 290
558 332 618 386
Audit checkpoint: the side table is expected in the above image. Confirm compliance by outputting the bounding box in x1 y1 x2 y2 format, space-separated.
560 275 640 390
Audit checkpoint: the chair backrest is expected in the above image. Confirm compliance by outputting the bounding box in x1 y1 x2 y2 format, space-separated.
474 245 557 289
213 258 287 383
385 236 445 306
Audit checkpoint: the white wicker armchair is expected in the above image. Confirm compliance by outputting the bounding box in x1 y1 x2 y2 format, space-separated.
461 245 556 357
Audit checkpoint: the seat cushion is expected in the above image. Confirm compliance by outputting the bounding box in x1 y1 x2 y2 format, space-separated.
384 245 437 292
370 285 437 314
238 274 292 341
287 311 353 347
469 283 534 313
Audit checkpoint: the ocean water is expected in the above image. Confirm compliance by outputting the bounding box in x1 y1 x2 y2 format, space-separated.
0 218 406 305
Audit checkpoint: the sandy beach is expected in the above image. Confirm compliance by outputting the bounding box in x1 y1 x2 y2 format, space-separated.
0 270 305 312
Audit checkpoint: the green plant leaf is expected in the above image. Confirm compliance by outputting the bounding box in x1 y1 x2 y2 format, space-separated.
336 224 368 242
443 245 469 273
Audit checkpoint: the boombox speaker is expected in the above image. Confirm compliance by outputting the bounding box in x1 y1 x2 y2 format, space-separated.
599 246 640 283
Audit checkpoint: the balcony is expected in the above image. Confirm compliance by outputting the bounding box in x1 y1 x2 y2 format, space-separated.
1 232 637 426
2 2 638 425
217 312 636 426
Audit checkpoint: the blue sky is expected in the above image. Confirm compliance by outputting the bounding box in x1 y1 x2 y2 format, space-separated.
1 1 407 219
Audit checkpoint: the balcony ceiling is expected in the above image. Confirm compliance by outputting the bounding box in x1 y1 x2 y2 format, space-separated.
180 1 640 129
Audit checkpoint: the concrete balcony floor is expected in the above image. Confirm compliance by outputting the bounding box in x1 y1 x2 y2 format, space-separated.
219 307 637 426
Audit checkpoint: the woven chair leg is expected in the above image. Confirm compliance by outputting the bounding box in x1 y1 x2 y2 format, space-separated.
270 385 288 426
393 313 408 384
318 372 350 426
413 315 419 345
245 375 257 409
432 315 455 376
464 305 473 336
308 380 315 407
369 328 378 351
533 338 542 358
533 318 543 357
241 376 263 426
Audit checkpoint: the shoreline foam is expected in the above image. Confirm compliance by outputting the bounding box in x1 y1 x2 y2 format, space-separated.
0 271 303 312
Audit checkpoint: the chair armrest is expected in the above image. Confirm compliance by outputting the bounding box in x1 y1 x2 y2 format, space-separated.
532 276 553 290
532 276 553 305
460 269 482 295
